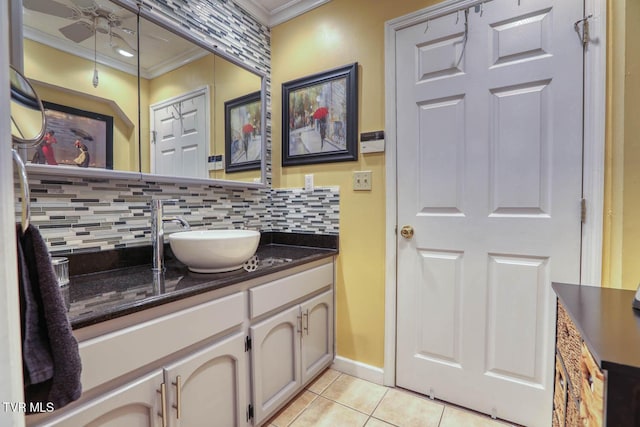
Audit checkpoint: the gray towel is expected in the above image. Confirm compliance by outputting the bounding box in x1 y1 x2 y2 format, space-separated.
17 225 82 413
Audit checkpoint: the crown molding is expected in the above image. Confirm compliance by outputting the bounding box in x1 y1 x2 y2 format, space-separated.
234 0 330 27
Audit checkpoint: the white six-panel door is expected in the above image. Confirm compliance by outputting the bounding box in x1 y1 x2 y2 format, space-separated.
395 1 584 426
151 89 208 178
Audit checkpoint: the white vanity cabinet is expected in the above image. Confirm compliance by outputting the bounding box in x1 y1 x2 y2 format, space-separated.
28 292 247 427
249 264 334 425
163 332 249 427
26 258 335 427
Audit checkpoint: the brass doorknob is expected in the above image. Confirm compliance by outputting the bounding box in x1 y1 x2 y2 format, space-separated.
400 225 414 239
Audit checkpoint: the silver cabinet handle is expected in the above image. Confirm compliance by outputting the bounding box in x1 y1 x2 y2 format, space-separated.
303 309 309 335
158 383 167 427
172 375 182 419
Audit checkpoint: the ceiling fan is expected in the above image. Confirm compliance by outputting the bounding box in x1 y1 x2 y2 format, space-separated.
23 0 137 55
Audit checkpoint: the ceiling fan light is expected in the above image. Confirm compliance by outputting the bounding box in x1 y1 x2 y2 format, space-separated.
115 47 134 57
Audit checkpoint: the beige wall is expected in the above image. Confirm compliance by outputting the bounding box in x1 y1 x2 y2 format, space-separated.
603 0 640 290
272 0 439 368
24 39 138 171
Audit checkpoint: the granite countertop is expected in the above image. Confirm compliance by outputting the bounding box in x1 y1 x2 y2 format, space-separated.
552 282 640 373
62 233 338 329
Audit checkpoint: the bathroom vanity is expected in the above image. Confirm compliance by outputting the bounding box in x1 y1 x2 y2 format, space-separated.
552 282 640 427
26 234 337 427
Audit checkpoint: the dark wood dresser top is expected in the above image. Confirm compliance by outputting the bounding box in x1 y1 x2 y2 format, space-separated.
553 282 640 373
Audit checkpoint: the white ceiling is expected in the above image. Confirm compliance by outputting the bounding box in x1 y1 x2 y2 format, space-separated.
234 0 331 27
23 0 212 79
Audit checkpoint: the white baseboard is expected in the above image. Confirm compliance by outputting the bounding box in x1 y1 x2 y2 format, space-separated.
332 356 385 385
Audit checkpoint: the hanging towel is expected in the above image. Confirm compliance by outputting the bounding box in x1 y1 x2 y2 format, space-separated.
17 224 82 413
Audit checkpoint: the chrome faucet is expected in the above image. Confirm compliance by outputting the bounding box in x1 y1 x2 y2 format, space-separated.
151 199 190 272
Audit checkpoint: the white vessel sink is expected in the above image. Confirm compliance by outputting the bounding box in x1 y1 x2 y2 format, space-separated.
168 229 260 273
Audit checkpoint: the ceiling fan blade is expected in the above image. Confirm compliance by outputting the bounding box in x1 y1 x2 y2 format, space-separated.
23 0 77 18
59 21 94 43
143 33 170 43
111 31 137 52
119 26 136 36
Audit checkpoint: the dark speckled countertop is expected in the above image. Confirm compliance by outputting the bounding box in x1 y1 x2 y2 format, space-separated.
63 233 338 329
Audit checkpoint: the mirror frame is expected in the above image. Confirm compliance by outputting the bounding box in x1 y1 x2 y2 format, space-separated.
13 0 269 188
9 64 46 146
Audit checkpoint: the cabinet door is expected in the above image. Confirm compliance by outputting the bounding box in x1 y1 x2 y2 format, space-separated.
250 305 302 425
44 370 164 427
163 332 248 427
300 290 334 385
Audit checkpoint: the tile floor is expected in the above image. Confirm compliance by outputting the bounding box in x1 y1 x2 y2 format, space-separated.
265 369 517 427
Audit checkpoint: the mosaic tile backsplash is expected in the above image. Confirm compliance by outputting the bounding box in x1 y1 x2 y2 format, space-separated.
16 173 339 255
271 188 340 234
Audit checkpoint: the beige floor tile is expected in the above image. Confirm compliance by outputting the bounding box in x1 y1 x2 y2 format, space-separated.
307 368 342 394
372 388 444 427
366 418 397 427
439 406 514 427
268 390 318 427
321 374 388 414
289 396 369 427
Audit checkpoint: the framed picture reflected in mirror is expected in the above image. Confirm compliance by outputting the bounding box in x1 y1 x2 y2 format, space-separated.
28 101 114 169
224 91 262 173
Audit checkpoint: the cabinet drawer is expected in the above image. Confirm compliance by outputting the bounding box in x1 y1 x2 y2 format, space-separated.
249 263 333 319
79 291 245 391
557 302 582 401
553 354 567 426
579 342 604 426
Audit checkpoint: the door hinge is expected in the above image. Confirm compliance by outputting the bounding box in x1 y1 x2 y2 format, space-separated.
581 198 587 224
151 130 157 144
246 404 254 421
574 14 593 47
244 335 252 352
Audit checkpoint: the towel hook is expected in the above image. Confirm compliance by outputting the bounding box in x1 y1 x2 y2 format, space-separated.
12 149 30 233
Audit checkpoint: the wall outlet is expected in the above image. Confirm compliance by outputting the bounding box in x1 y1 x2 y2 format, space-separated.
304 174 314 191
353 171 372 191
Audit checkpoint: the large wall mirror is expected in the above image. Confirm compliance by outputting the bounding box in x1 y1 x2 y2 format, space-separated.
18 0 266 185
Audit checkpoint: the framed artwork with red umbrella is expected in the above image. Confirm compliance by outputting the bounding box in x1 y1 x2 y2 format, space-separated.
282 63 358 166
27 101 113 169
224 91 262 173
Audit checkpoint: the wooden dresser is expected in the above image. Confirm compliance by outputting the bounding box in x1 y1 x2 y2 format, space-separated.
552 282 640 426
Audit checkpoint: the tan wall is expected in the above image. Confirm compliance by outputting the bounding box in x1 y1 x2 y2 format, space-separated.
603 0 640 290
23 39 138 171
272 0 440 368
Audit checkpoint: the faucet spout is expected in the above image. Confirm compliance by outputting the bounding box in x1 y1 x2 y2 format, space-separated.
151 200 190 272
164 215 191 230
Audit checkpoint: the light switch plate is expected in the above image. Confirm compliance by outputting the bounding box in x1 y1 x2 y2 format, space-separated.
353 171 372 191
305 174 314 191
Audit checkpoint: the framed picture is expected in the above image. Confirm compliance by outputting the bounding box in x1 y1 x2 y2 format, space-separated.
225 91 262 173
28 101 113 169
282 62 358 166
